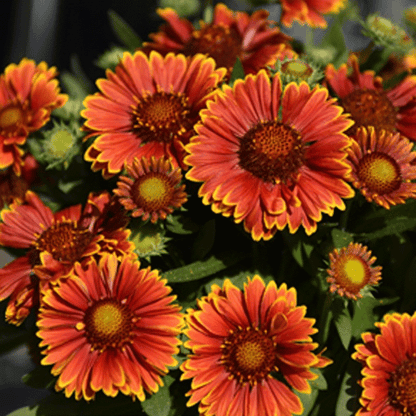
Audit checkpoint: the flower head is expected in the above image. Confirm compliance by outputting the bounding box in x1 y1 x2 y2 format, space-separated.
181 276 331 416
0 58 68 174
185 70 354 240
37 254 183 401
114 156 187 223
142 4 292 75
327 242 382 300
82 51 226 177
325 54 416 139
353 312 416 415
347 127 416 209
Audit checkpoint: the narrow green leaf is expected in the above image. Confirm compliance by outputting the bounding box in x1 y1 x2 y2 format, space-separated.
229 57 245 85
6 407 38 416
108 10 142 50
332 300 352 350
358 216 416 240
142 375 175 416
61 72 89 99
165 215 200 235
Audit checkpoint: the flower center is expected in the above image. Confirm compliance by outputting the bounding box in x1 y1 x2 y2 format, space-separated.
341 89 397 135
183 24 242 70
132 91 192 143
0 104 27 136
132 173 175 212
357 152 402 195
33 221 93 263
46 128 75 158
281 60 313 79
238 121 305 184
332 254 371 292
389 357 416 415
221 327 276 386
83 298 135 351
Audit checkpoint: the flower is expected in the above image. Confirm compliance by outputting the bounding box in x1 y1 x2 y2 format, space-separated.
327 242 382 299
114 156 187 223
82 51 226 177
325 54 416 139
181 276 331 416
37 254 183 401
346 127 416 209
0 58 68 174
0 191 134 325
185 70 354 240
352 312 416 415
279 0 347 28
142 3 292 75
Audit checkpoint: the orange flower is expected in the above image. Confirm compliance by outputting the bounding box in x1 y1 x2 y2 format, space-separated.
325 54 416 139
353 312 416 415
37 254 183 401
82 51 226 178
142 3 292 75
327 242 382 300
0 58 67 174
347 127 416 209
279 0 347 28
114 156 187 223
181 276 331 416
0 191 134 325
185 70 354 240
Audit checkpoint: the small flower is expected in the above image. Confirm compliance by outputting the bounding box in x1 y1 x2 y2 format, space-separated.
347 127 416 209
181 276 332 416
272 58 324 88
129 221 169 260
37 254 183 401
82 51 226 177
186 70 354 240
0 58 68 174
114 156 187 223
353 312 416 415
327 242 382 300
142 3 292 75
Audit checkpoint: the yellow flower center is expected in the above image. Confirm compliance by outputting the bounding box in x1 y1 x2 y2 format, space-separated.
221 327 276 386
46 129 75 158
341 89 397 135
238 121 304 183
281 60 313 79
390 357 416 415
83 299 135 351
0 104 27 136
342 258 366 285
133 91 192 143
357 152 402 195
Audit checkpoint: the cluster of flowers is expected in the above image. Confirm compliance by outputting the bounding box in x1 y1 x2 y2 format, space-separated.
1 0 416 415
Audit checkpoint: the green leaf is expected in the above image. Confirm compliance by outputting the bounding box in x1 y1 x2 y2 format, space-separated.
61 72 89 99
6 407 38 416
108 10 142 50
335 359 362 416
165 214 200 235
229 57 245 85
298 388 319 416
309 368 328 391
358 216 416 240
291 239 314 269
331 229 354 250
142 375 175 416
332 299 352 350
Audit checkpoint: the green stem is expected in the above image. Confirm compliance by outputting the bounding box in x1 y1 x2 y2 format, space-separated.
317 291 333 346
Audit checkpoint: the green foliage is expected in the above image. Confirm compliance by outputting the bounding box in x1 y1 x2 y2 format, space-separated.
108 9 142 50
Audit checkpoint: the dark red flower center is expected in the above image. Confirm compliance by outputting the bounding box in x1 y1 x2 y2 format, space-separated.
221 326 276 386
0 169 29 210
238 121 305 184
357 151 402 195
389 357 416 415
132 91 192 143
183 24 242 71
341 89 397 135
83 298 135 351
0 103 29 137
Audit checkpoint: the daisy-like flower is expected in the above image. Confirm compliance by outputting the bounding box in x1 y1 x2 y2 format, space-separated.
347 127 416 209
325 54 416 139
142 3 292 75
279 0 347 28
82 51 226 178
185 70 354 240
37 253 183 401
181 276 332 416
327 242 382 300
0 190 135 325
114 156 187 223
352 312 416 415
0 58 68 174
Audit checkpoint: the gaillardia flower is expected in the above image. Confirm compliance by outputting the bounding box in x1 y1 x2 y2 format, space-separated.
325 54 416 139
0 58 68 173
279 0 347 28
0 191 134 325
327 242 382 300
181 276 332 416
114 156 187 223
185 70 354 240
353 312 416 415
82 51 226 177
142 3 292 75
37 254 183 401
347 127 416 209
